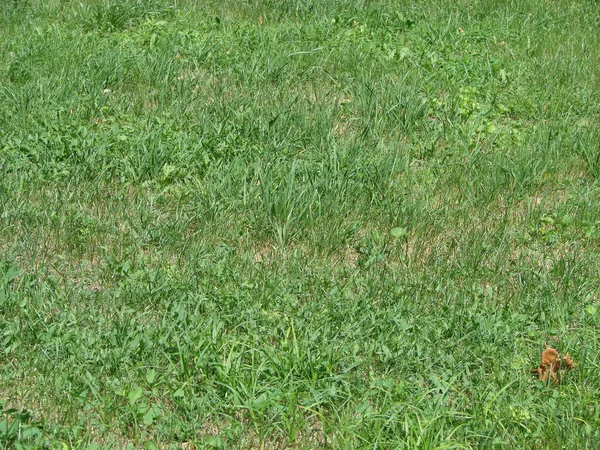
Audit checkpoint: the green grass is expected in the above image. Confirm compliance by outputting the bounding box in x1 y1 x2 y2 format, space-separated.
1 0 599 448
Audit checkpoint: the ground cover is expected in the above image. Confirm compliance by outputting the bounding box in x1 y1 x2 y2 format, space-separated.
1 0 599 448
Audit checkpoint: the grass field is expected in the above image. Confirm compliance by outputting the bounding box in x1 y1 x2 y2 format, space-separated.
1 0 599 448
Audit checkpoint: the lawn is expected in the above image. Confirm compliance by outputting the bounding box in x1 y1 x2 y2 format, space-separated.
1 0 599 448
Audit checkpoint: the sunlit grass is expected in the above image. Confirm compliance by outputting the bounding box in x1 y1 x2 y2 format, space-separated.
1 0 599 448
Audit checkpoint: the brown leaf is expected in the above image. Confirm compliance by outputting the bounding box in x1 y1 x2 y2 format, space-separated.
562 352 575 370
541 347 559 367
534 347 558 382
532 347 575 384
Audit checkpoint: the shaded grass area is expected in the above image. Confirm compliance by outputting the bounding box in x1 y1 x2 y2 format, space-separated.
1 0 599 448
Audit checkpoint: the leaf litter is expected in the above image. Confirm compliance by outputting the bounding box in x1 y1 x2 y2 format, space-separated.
532 346 575 384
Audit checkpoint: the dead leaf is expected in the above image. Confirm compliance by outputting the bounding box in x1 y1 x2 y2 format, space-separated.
541 347 559 366
532 346 575 384
562 352 575 371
